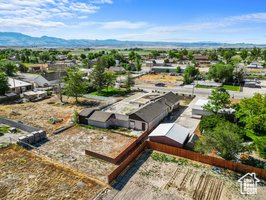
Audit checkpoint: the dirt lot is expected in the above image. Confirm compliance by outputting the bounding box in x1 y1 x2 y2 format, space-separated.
136 74 183 83
0 145 105 200
246 68 266 73
34 126 135 182
99 150 266 200
0 95 103 135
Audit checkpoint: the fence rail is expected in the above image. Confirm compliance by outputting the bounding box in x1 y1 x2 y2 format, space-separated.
85 130 150 165
147 141 266 180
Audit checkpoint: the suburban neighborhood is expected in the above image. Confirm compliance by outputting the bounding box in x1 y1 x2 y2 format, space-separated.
0 0 266 200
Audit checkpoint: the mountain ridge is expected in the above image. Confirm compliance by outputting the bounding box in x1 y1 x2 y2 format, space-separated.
0 32 265 48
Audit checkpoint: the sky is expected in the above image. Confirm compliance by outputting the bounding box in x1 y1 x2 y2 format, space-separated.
1 0 266 43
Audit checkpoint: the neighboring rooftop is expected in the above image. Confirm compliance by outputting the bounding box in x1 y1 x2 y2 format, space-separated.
149 123 190 145
89 111 114 122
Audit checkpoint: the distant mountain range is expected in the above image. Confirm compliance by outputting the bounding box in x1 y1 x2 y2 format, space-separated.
0 32 265 48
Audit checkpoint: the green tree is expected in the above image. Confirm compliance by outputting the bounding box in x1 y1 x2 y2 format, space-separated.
223 50 234 63
240 49 248 61
250 47 261 61
89 57 106 92
194 122 243 160
124 71 134 91
208 51 218 61
0 62 17 76
64 68 87 103
235 93 266 136
39 51 50 61
128 51 136 62
208 63 235 83
0 72 9 95
80 53 86 60
203 88 231 114
104 71 116 91
18 63 28 73
176 66 181 73
134 57 142 71
183 66 199 84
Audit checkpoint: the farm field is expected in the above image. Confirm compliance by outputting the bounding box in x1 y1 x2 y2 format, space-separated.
33 126 135 182
0 95 103 135
136 74 183 84
0 145 105 200
99 150 266 200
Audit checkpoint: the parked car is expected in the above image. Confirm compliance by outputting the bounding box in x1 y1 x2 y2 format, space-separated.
155 83 165 87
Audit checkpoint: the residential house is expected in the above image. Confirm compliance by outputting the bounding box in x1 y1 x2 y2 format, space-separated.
129 92 180 131
191 99 211 116
18 73 50 87
149 123 190 148
145 60 154 67
28 64 48 72
192 99 235 116
154 59 166 66
8 77 33 94
42 71 67 85
193 54 211 65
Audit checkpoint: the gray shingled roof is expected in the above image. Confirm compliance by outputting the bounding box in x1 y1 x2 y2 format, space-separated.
130 92 180 123
79 108 96 117
88 111 114 122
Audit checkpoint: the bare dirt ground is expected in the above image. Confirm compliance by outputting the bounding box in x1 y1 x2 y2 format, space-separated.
246 68 266 73
0 145 105 200
33 126 135 182
98 150 266 200
136 74 183 83
0 95 103 135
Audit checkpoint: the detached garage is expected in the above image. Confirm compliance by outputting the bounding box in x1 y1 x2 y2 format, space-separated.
87 111 115 128
149 123 190 148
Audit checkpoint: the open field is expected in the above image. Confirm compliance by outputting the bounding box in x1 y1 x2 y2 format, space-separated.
137 74 183 83
246 68 266 73
0 95 103 135
0 145 105 200
99 150 266 200
33 126 135 182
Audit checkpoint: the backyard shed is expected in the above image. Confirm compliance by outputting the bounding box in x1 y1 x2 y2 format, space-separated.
87 111 115 128
78 108 97 125
149 123 190 148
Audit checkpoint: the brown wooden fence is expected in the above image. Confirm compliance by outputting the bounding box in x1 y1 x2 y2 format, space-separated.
147 141 266 180
85 130 150 165
107 141 147 183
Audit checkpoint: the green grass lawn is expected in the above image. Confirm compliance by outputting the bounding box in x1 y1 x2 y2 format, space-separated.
0 126 10 136
195 84 240 91
195 84 214 89
246 75 266 80
222 85 241 91
90 88 129 97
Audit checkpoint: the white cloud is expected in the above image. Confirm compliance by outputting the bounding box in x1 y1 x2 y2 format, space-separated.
91 0 113 4
0 0 111 29
100 21 148 29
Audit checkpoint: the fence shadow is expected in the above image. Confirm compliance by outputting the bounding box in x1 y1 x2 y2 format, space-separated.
111 149 151 191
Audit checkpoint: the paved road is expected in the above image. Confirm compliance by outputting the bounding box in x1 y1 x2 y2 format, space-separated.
134 85 266 99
